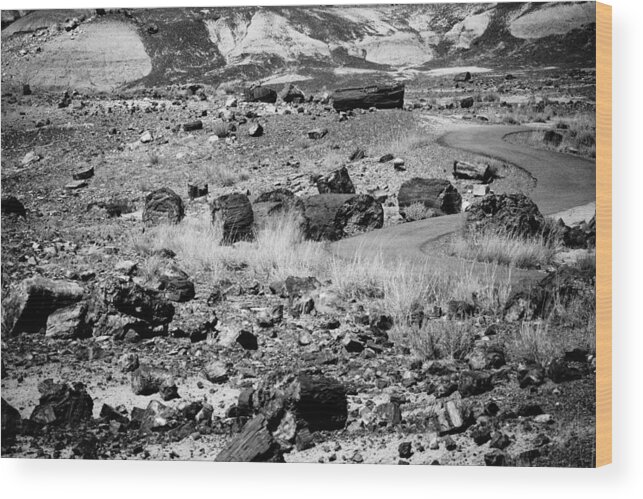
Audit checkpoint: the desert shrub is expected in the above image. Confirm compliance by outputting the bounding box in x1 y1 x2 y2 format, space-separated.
212 120 230 138
450 226 560 269
204 163 249 187
373 129 431 158
147 151 160 166
406 319 477 360
402 202 435 222
508 321 561 365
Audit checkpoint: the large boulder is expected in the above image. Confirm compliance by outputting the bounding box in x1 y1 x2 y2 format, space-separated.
143 187 185 226
332 83 405 111
465 193 545 237
398 178 462 218
301 194 383 241
244 85 277 103
1 398 22 442
279 83 305 104
45 302 91 339
504 266 595 322
316 166 355 194
1 195 26 217
211 193 254 244
2 277 85 336
252 189 305 230
109 282 175 326
157 265 195 302
29 380 93 426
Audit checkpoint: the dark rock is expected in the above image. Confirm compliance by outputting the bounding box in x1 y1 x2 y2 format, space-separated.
2 277 85 336
398 441 413 458
307 128 328 140
460 96 475 108
131 365 179 400
215 414 284 462
458 370 493 397
72 433 99 459
1 398 22 441
110 282 174 326
158 265 195 302
470 424 492 445
484 449 508 466
544 130 563 147
279 83 305 103
30 380 93 426
332 83 404 111
317 166 355 194
465 193 545 237
248 123 263 137
183 120 203 132
516 403 544 417
211 193 254 244
45 301 90 339
140 400 179 433
244 85 277 104
301 193 383 240
72 166 94 180
547 358 584 383
99 404 129 425
518 366 546 388
453 160 493 182
2 195 26 217
379 153 394 163
203 360 228 384
398 178 462 218
454 71 472 82
143 188 185 226
489 431 511 450
504 266 595 322
349 148 366 161
187 182 208 199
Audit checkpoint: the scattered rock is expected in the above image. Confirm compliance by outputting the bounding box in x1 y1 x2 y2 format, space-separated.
248 123 263 137
307 128 328 140
316 166 355 194
398 178 462 218
143 188 185 226
72 166 94 180
30 380 93 426
465 193 545 237
131 365 179 400
211 193 254 243
203 360 228 384
1 196 26 217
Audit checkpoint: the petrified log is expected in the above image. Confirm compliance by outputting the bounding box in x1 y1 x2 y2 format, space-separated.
143 187 185 226
332 83 405 111
244 85 278 104
398 178 462 217
2 277 85 336
465 193 545 237
215 414 284 462
211 193 254 244
316 166 355 194
460 96 475 108
187 182 208 199
301 194 383 241
453 160 493 182
182 120 203 132
288 375 348 431
454 71 472 82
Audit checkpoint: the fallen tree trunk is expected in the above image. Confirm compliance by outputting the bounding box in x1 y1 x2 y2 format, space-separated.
453 160 493 182
332 83 405 111
214 414 284 462
211 193 254 244
398 178 462 218
301 194 383 241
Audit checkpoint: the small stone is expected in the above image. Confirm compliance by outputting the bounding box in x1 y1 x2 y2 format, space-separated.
248 123 263 137
140 131 153 143
203 360 228 384
398 441 413 459
307 128 328 140
118 353 139 373
72 166 94 180
115 260 137 275
21 151 40 166
65 180 88 190
392 158 405 171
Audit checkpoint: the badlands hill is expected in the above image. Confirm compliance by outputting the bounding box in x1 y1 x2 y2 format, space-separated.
1 2 596 92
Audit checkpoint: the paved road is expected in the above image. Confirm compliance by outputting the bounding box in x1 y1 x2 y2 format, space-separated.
330 124 596 281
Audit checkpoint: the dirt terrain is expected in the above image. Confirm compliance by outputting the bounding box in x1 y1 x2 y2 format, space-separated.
1 7 597 467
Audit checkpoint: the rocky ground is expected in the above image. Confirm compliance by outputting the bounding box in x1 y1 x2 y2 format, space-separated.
1 68 596 466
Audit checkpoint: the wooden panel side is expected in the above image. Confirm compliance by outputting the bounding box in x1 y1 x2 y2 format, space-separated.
596 1 612 468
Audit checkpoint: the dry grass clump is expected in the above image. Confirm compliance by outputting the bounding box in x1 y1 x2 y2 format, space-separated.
449 226 560 269
212 120 231 138
132 211 325 282
204 163 249 187
147 151 160 166
402 202 435 222
407 320 477 361
372 129 431 158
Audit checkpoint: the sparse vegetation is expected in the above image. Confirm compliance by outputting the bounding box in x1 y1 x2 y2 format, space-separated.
401 202 435 222
449 226 561 269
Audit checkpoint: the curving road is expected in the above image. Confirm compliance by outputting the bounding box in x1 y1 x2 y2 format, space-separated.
330 124 596 281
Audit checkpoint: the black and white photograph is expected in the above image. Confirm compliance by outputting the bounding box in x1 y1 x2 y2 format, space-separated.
1 1 602 468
